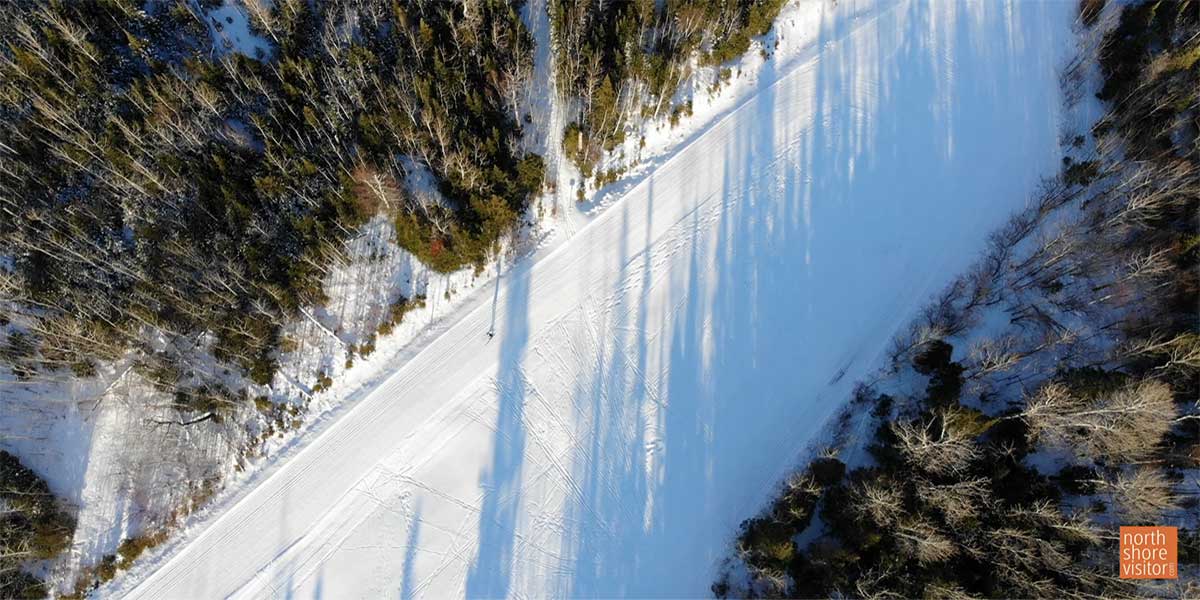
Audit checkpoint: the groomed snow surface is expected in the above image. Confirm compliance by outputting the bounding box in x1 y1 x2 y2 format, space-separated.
111 0 1074 597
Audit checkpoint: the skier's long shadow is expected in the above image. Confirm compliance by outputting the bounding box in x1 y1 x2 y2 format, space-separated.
464 247 531 599
397 505 422 600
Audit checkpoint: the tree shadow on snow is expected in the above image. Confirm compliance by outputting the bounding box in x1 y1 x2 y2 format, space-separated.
458 0 1064 596
552 0 1063 596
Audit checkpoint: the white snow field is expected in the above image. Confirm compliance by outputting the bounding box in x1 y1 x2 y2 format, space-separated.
114 0 1074 597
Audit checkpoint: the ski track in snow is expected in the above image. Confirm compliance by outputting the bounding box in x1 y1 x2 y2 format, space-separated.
108 0 1074 597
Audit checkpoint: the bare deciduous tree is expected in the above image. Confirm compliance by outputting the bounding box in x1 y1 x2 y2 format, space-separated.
892 411 980 476
1024 379 1175 462
1102 468 1178 524
916 477 989 526
895 518 957 565
855 478 904 527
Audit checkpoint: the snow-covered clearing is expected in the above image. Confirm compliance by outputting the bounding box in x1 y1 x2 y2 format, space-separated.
205 0 271 60
107 0 1074 597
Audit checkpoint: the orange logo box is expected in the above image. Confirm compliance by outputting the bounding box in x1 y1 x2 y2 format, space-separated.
1120 526 1177 579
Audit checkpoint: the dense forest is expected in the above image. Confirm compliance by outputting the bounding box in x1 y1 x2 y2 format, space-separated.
0 451 76 598
550 0 785 179
0 0 540 404
716 1 1200 597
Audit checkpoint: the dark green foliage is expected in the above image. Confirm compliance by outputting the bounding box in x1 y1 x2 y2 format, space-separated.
987 456 1061 507
0 451 75 594
0 569 45 599
312 370 333 394
739 516 795 565
913 340 965 406
1057 366 1129 400
1095 0 1199 160
94 554 118 584
808 457 845 487
733 463 826 586
552 0 787 172
116 531 168 565
172 384 244 420
785 546 852 599
981 411 1033 460
940 405 995 438
925 361 965 406
1181 528 1200 568
912 339 954 375
1063 158 1100 186
866 418 905 470
870 393 893 418
706 0 786 65
378 294 426 337
1054 465 1099 495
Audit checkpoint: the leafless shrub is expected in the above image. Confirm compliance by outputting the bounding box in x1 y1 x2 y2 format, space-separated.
1009 501 1102 547
986 526 1071 596
922 581 980 600
852 567 907 600
965 336 1024 380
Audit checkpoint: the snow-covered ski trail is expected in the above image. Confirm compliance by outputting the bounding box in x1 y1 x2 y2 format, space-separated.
109 0 1075 597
